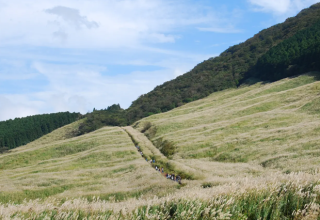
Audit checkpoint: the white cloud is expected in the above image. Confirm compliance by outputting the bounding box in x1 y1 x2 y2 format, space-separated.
0 0 239 48
45 6 99 29
30 61 182 110
247 0 320 15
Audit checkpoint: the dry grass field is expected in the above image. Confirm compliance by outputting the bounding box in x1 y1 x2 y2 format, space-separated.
135 72 320 183
2 73 320 219
0 121 176 204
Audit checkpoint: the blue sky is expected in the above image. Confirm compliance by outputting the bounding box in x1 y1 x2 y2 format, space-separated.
0 0 319 121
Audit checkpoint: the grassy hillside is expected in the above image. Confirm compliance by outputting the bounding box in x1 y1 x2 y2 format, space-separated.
0 120 176 204
2 74 320 218
135 73 320 178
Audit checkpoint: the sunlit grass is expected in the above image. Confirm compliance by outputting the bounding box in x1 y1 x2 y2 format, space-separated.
0 124 176 204
136 72 320 177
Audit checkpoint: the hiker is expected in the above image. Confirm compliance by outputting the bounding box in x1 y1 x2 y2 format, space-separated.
146 158 148 162
155 166 158 171
177 176 181 184
153 159 155 163
161 168 164 173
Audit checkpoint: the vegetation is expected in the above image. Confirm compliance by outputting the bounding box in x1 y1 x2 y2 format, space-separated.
135 73 320 175
0 112 79 151
254 19 320 81
77 104 127 135
1 174 320 219
0 123 176 204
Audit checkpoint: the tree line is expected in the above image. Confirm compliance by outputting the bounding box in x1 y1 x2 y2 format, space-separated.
0 112 80 152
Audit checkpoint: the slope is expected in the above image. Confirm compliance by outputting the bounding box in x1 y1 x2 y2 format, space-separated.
126 3 320 123
134 72 320 183
0 120 176 203
3 74 320 219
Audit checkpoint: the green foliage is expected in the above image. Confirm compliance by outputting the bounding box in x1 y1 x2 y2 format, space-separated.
78 104 128 135
0 112 79 150
141 121 152 133
153 137 176 158
254 19 320 81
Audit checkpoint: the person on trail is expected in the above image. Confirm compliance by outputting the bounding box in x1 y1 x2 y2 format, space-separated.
146 158 148 162
161 168 164 173
155 166 158 171
153 159 155 163
177 176 181 184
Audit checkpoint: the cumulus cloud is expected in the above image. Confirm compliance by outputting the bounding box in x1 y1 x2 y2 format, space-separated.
247 0 320 15
45 6 99 29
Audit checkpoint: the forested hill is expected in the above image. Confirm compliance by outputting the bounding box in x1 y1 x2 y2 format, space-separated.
253 19 320 81
125 2 320 123
0 112 80 152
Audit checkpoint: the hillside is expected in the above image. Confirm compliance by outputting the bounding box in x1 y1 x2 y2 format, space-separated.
125 2 320 123
135 73 320 176
2 73 320 218
0 120 176 204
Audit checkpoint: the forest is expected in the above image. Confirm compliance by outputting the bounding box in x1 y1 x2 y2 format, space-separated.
253 19 320 80
77 104 127 135
0 112 79 152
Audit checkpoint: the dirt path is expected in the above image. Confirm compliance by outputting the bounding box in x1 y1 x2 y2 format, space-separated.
123 126 203 181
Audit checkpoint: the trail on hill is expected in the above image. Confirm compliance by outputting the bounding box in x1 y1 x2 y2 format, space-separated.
123 126 202 181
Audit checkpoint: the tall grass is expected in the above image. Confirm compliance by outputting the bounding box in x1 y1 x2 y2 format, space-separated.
1 177 319 219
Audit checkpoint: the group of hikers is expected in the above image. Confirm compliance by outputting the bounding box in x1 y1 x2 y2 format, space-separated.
135 145 182 184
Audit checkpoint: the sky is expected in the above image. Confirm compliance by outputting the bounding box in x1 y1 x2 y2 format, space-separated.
0 0 319 121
